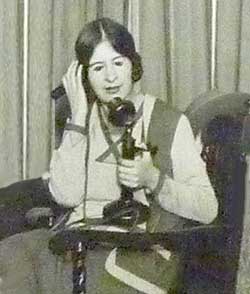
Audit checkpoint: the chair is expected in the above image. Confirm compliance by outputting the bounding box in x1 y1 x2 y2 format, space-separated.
182 90 250 293
0 94 72 240
0 90 80 241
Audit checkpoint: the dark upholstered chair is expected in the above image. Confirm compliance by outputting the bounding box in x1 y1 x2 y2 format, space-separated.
182 90 250 293
0 94 72 240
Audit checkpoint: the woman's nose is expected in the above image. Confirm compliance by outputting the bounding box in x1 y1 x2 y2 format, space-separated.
105 64 117 83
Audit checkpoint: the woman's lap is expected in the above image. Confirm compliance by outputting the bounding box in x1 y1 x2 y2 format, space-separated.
0 228 180 294
0 229 50 293
0 229 141 294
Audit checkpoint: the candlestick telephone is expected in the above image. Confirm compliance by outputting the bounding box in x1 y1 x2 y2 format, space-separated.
102 97 150 227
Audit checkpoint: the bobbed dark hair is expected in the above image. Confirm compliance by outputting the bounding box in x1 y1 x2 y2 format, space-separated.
75 17 143 84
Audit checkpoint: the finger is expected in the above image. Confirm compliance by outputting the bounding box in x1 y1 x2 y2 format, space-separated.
63 71 73 92
67 60 76 75
62 76 68 93
118 165 137 176
119 173 139 184
66 62 78 89
118 169 139 183
142 151 152 162
71 61 79 77
119 159 135 168
66 61 77 78
119 179 139 189
134 155 141 162
75 61 82 77
76 64 83 85
76 59 80 68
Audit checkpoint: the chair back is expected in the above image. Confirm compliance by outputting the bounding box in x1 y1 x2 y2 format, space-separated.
184 90 250 293
54 94 71 148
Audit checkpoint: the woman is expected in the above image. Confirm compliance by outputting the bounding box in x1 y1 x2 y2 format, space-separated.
0 18 218 293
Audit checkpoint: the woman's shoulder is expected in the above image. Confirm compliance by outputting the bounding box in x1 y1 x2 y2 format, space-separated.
143 93 182 120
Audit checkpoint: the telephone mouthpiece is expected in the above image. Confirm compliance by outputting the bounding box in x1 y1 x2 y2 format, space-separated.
108 97 136 127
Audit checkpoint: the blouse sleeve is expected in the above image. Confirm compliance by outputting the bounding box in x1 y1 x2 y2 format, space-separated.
48 121 88 208
157 114 218 224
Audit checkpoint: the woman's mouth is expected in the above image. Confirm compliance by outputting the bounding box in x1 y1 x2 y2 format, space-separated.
105 86 120 94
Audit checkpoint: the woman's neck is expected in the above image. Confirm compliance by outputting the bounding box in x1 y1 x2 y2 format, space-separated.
126 86 143 112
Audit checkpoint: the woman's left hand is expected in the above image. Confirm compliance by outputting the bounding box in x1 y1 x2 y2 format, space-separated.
117 152 159 190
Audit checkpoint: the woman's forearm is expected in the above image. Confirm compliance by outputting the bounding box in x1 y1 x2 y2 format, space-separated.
49 130 87 208
156 114 218 224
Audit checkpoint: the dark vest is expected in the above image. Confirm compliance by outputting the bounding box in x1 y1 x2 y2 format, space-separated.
146 99 194 232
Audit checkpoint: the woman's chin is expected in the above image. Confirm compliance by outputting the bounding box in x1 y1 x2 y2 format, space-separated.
98 96 122 105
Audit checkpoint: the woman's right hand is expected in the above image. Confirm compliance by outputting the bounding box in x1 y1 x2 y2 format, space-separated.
62 60 88 124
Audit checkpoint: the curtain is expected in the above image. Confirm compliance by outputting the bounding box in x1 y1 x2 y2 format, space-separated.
0 0 129 186
26 0 129 180
103 0 128 25
26 0 88 179
239 0 250 93
215 0 250 94
0 0 23 186
216 0 242 91
138 0 211 110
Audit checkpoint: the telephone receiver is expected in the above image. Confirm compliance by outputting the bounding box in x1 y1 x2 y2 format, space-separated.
51 83 66 100
51 81 95 105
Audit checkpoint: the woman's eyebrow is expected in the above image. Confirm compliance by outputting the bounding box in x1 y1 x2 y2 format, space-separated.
89 55 123 67
89 61 104 67
113 55 123 61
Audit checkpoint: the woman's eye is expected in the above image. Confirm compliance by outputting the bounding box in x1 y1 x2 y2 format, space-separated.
93 65 103 72
114 61 123 66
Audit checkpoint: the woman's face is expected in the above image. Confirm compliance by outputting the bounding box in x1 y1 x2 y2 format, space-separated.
88 40 134 104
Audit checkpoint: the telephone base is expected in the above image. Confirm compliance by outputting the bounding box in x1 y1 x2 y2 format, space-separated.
102 199 150 227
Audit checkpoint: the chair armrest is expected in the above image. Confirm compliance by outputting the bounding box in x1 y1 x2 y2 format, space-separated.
25 207 54 228
49 223 229 256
